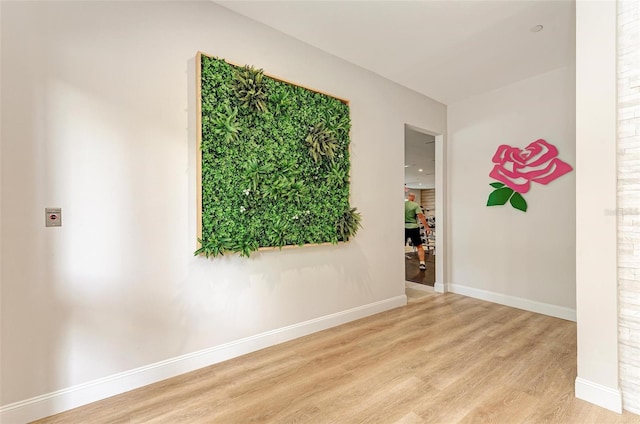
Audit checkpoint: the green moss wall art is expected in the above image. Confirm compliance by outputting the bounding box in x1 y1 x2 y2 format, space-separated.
195 53 361 258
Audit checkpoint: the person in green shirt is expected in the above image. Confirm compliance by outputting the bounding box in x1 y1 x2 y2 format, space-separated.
405 193 430 270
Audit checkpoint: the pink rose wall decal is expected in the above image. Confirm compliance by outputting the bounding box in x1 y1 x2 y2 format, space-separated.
487 139 573 212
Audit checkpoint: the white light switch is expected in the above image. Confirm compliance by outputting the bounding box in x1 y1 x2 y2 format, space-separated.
45 208 62 227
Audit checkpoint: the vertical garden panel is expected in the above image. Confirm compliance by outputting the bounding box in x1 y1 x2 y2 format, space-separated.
196 53 360 257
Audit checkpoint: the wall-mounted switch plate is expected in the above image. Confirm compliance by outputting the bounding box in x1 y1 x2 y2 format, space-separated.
45 208 62 227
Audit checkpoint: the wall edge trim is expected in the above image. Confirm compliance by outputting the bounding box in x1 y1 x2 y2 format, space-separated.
0 295 406 423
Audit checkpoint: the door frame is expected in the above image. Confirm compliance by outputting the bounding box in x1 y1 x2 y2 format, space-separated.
405 124 446 292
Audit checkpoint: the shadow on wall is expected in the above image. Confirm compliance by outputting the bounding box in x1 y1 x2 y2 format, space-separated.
2 68 190 405
177 241 373 352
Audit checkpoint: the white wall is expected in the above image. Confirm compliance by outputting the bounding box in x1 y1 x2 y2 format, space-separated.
447 66 576 318
574 0 621 413
0 1 446 420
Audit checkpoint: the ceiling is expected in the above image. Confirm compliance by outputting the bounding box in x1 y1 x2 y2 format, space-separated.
404 128 435 189
216 0 575 105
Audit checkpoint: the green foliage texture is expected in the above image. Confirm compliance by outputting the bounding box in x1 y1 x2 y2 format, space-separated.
197 55 360 258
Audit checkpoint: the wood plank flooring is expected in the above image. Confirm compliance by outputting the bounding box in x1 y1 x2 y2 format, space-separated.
33 290 640 424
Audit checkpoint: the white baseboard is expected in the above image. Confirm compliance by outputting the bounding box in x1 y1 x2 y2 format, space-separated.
575 377 623 413
448 283 576 322
434 282 446 293
622 407 640 415
0 295 406 424
624 405 640 416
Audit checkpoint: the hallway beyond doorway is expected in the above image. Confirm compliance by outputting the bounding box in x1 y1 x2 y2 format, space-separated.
405 250 435 286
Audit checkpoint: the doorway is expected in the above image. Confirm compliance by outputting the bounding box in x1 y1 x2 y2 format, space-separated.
404 125 441 288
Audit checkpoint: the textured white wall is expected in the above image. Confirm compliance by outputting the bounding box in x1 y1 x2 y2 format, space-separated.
618 0 640 415
0 0 446 409
447 66 576 310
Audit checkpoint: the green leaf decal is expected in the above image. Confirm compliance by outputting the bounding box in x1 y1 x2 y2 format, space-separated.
510 192 528 212
489 182 505 188
487 187 514 206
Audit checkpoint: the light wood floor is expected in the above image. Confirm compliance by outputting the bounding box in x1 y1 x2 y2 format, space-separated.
34 290 640 424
